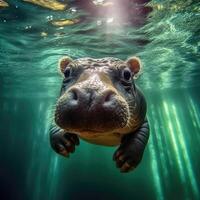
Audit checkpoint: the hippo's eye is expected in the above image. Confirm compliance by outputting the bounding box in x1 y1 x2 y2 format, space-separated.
122 68 132 81
64 67 72 78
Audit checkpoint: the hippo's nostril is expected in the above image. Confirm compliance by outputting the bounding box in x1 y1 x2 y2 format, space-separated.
71 89 78 101
68 88 81 102
104 92 113 102
103 90 116 105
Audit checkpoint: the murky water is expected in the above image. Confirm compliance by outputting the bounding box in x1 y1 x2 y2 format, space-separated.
0 0 199 200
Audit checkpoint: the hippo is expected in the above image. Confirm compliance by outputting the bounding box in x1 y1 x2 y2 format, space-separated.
49 56 150 172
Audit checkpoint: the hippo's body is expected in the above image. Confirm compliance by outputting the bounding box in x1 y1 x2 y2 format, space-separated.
50 56 150 172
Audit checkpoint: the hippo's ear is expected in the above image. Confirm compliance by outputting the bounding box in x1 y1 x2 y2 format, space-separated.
59 56 73 74
126 56 142 78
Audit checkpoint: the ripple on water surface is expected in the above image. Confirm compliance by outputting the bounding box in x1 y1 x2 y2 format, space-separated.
0 0 199 97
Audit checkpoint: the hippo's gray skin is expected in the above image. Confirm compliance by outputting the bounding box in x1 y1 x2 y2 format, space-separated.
49 56 150 173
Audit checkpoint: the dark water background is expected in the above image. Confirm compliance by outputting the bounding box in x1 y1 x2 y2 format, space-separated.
0 0 200 200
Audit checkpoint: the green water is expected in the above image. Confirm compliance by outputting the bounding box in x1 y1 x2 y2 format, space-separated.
0 0 200 200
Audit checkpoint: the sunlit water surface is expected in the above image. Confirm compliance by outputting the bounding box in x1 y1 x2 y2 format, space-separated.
0 0 199 200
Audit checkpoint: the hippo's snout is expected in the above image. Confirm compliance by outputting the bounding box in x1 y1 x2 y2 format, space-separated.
55 86 129 134
68 87 117 110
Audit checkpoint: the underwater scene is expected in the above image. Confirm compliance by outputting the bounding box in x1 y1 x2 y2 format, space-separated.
0 0 200 199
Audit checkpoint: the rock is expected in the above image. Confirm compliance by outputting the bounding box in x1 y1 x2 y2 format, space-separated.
41 32 48 37
51 19 80 26
0 0 9 8
23 0 67 11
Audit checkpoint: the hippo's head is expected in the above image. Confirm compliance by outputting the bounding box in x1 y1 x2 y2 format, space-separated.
54 56 141 136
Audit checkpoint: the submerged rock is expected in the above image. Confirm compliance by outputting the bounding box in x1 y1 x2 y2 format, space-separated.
41 31 48 37
51 18 80 26
0 0 9 8
23 0 67 11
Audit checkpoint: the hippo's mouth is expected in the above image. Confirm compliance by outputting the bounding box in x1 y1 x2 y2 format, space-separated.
80 129 104 133
55 108 129 135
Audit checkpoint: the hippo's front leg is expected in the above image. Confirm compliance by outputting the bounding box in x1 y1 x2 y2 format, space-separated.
113 119 150 173
49 124 80 157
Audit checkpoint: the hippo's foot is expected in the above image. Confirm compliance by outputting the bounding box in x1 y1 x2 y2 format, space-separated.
113 141 144 173
113 120 150 173
50 129 79 157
